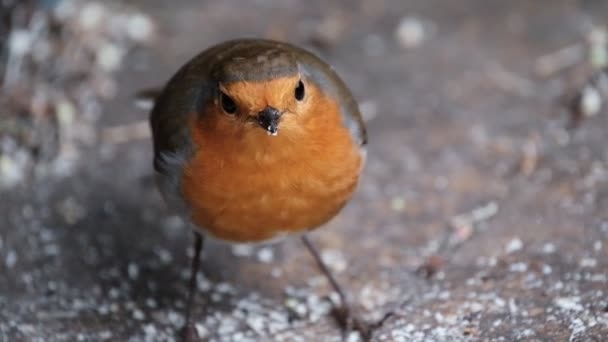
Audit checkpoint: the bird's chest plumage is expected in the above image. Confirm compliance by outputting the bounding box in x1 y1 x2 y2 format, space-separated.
180 110 363 242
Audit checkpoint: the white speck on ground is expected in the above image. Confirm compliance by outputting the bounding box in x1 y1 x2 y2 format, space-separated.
509 298 519 315
232 244 255 257
579 257 597 268
143 323 156 336
245 314 266 334
5 250 17 268
271 267 282 278
390 197 406 211
593 241 602 252
132 309 145 320
128 263 139 280
99 331 113 340
320 249 347 273
256 247 274 263
395 16 427 49
554 297 583 312
215 282 235 294
167 311 184 328
505 238 523 253
195 323 208 338
509 262 528 272
126 13 155 42
569 318 586 341
543 243 557 254
146 298 157 308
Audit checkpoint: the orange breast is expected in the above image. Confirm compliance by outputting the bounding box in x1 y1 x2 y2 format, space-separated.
181 95 363 242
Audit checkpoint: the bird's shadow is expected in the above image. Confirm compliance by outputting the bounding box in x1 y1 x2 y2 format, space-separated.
44 171 291 317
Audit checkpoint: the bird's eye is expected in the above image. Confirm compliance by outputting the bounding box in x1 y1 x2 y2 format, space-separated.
220 92 237 114
295 80 305 101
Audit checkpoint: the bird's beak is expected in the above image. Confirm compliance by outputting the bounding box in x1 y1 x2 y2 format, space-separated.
257 107 281 136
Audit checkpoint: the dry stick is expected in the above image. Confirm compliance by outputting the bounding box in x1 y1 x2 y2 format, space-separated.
535 43 585 78
101 120 151 144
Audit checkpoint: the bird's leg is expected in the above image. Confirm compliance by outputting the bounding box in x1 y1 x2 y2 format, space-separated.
301 234 373 341
181 232 205 342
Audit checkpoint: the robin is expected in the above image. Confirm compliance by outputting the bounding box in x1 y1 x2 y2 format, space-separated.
147 38 369 341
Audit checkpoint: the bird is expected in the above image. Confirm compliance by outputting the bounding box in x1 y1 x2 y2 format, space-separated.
147 38 369 341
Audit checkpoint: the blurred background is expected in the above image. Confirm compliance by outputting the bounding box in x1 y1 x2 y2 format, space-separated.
1 0 607 341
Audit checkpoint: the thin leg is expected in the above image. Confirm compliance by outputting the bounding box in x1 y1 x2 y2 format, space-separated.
301 234 373 341
181 232 204 342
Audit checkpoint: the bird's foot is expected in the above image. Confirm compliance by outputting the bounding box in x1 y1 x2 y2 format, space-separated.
180 322 199 342
331 304 396 342
331 305 372 341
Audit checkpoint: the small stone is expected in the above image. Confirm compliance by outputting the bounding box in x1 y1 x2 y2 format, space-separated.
320 249 347 273
145 298 157 308
271 267 282 278
78 2 107 31
96 44 125 71
167 311 184 328
542 243 557 254
579 85 602 117
390 197 406 212
359 100 378 122
232 244 254 257
162 216 184 231
509 299 518 315
143 324 156 336
127 14 155 42
215 282 234 294
395 16 426 49
256 247 274 263
132 309 145 320
128 263 139 280
505 238 523 253
97 305 110 315
554 297 583 312
0 155 26 189
509 262 527 272
44 244 60 256
594 241 602 252
8 30 32 57
346 331 362 342
195 323 208 338
5 250 17 268
157 249 173 264
580 257 597 268
99 331 113 340
246 315 266 333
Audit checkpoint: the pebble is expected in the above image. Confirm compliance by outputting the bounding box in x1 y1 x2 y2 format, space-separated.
395 16 427 49
554 297 583 312
126 13 155 42
505 238 523 253
232 244 255 257
542 243 557 254
579 257 597 268
5 250 17 268
132 309 145 320
320 249 347 273
256 247 274 263
509 262 528 272
128 263 139 280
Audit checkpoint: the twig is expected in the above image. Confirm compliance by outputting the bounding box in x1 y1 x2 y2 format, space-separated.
535 43 585 77
487 64 536 97
101 120 150 144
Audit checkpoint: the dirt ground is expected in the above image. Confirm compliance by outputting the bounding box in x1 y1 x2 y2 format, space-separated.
2 0 608 341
